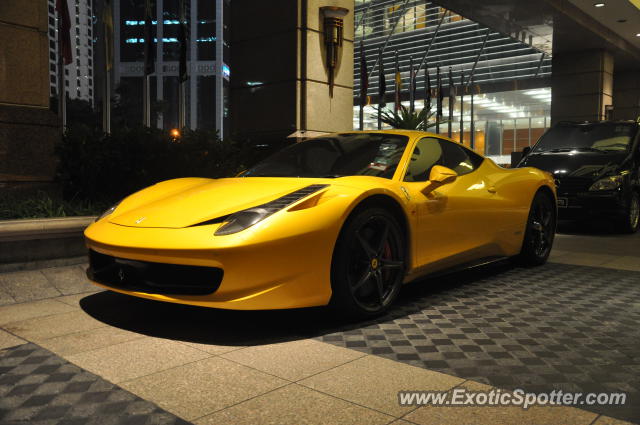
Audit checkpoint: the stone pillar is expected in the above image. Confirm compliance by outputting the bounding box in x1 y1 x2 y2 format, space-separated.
0 0 59 191
612 70 640 121
551 49 613 124
230 0 354 144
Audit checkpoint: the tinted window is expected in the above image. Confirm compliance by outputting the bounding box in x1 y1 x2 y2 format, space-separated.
533 123 638 153
439 140 484 175
404 138 483 182
404 138 444 182
243 133 409 179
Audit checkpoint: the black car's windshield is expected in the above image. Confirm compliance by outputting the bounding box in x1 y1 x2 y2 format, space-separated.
532 123 637 154
243 133 409 179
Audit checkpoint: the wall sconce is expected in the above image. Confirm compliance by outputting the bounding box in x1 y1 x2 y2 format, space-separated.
320 6 349 98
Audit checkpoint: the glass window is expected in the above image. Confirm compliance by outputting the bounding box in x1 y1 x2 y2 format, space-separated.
244 133 409 179
404 138 483 182
404 137 444 182
439 140 483 175
532 122 638 153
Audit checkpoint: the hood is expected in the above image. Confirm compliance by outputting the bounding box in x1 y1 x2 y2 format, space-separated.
109 177 333 228
519 151 627 181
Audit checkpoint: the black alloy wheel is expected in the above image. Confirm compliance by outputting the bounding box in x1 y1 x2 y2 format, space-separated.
617 191 640 234
517 191 556 266
330 207 406 318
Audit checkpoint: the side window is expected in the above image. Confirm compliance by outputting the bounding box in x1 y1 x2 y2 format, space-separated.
438 140 484 176
404 138 444 182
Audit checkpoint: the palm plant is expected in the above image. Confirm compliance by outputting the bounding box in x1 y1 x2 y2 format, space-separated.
373 105 443 131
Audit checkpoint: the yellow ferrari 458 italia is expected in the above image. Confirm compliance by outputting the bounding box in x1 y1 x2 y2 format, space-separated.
85 130 557 317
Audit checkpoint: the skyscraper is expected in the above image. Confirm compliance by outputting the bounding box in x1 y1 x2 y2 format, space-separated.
112 0 229 133
48 0 95 105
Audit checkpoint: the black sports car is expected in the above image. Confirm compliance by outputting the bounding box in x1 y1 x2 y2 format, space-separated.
518 121 640 233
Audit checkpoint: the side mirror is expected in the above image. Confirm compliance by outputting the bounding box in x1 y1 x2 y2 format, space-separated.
429 165 457 184
522 146 531 157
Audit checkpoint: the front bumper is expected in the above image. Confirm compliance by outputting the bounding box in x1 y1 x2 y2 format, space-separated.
556 190 626 219
84 203 345 310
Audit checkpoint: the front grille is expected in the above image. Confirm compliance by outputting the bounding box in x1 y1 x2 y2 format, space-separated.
556 177 592 195
87 250 223 295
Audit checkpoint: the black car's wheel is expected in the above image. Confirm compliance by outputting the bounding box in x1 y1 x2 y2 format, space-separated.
617 191 640 234
330 207 406 318
517 191 556 266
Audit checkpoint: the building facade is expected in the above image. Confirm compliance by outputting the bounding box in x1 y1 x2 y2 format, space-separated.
354 0 553 162
111 0 229 133
48 0 95 105
1 0 59 189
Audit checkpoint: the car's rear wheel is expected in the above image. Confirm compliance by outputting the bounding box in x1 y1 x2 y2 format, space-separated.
330 207 406 318
517 191 556 266
617 191 639 234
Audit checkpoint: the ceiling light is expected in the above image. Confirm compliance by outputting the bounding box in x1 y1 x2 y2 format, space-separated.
636 33 640 37
594 3 605 7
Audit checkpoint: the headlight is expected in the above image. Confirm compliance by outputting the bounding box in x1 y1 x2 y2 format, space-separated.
214 184 328 236
589 175 623 191
96 201 122 221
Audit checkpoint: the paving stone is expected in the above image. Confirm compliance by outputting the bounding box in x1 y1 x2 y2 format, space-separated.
39 266 95 296
0 343 192 425
315 262 640 424
0 271 61 303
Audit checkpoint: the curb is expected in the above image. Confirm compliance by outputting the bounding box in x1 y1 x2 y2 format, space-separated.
0 216 97 241
0 216 96 265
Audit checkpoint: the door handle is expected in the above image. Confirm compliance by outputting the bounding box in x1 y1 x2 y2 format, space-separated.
487 186 497 194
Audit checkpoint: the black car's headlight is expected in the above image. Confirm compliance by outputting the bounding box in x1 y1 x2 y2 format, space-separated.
214 184 328 236
96 201 122 222
589 175 624 191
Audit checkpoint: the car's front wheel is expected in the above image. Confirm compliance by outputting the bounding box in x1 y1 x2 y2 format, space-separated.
617 191 639 234
330 207 406 318
517 191 556 266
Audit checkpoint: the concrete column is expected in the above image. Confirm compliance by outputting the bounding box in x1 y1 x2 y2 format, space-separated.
230 0 354 144
551 49 613 124
612 70 640 121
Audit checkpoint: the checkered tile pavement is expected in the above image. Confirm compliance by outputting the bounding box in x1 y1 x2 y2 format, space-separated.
0 342 191 425
317 262 640 423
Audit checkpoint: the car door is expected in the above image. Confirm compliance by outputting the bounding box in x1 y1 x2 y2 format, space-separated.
402 137 497 269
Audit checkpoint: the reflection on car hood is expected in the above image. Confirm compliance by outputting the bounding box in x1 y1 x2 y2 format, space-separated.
109 177 334 228
519 151 626 180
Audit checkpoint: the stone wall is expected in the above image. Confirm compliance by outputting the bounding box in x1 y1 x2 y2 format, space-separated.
0 0 60 191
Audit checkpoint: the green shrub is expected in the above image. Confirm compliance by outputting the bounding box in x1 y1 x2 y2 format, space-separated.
0 191 107 220
55 126 253 204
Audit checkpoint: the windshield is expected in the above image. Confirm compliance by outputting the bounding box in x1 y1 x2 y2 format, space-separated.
243 133 409 179
532 123 637 154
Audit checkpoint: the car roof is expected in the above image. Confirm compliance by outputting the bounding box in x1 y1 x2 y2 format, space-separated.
322 129 459 142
